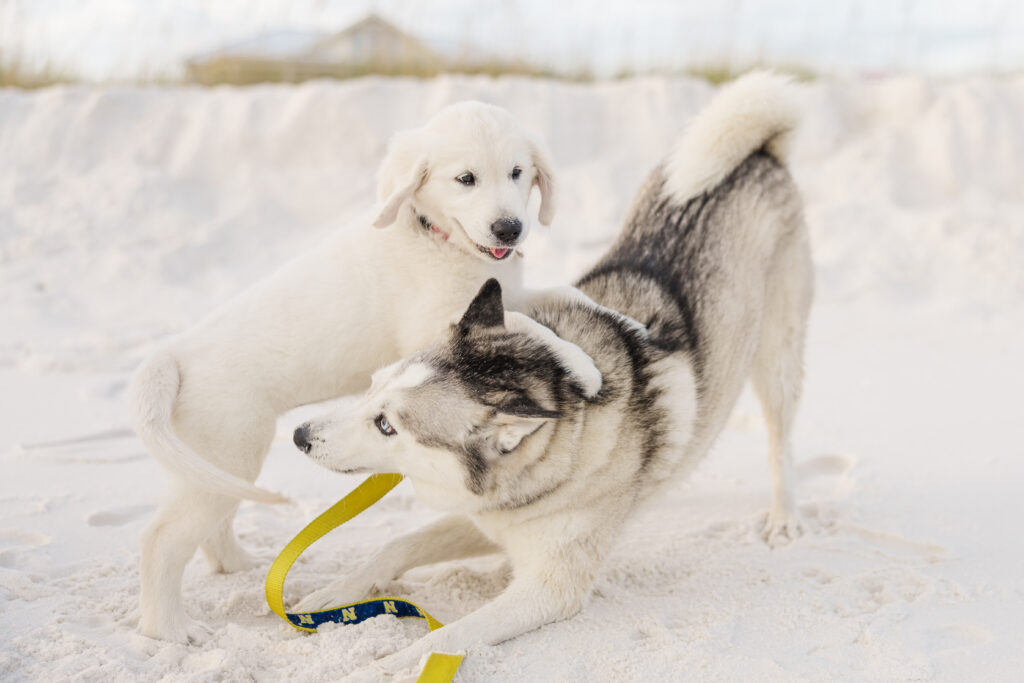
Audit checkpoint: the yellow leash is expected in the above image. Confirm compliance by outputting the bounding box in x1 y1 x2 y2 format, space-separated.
265 473 463 682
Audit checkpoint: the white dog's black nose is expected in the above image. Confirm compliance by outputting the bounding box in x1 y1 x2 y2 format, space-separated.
293 425 312 454
490 217 522 244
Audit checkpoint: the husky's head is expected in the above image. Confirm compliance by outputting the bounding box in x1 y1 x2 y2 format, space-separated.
294 279 600 510
371 101 557 263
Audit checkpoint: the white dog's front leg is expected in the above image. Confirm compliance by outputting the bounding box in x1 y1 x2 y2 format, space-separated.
512 285 648 336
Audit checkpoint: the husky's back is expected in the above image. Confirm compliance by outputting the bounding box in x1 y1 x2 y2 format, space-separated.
575 72 812 487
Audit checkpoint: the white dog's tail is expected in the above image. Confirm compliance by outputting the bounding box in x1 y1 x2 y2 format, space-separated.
129 350 289 504
665 71 800 204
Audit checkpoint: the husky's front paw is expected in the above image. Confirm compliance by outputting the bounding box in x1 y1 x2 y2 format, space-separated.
293 579 376 613
761 509 803 547
342 663 425 683
341 664 387 683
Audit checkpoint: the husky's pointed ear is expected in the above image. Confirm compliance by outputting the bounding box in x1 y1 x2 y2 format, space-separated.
494 417 546 454
374 129 429 228
458 279 505 330
504 311 602 399
493 396 559 453
530 139 557 226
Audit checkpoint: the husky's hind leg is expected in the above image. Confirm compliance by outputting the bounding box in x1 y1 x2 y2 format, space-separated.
751 228 813 545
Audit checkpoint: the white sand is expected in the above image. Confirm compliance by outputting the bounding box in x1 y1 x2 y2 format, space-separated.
1 75 1022 682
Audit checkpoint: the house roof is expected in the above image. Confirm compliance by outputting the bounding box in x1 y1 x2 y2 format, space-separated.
187 13 438 65
309 13 439 61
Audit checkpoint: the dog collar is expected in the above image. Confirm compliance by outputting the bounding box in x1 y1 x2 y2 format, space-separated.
416 212 449 241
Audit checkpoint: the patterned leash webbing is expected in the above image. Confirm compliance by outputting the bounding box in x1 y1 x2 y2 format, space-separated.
265 473 462 682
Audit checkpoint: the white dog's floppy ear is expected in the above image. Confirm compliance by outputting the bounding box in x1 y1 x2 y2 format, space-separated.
504 311 601 398
373 159 428 228
530 140 557 226
374 129 429 228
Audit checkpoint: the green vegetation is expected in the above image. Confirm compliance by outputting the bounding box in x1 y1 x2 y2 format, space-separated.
185 55 817 87
613 63 817 84
0 50 814 89
685 63 817 83
184 56 598 86
0 53 75 89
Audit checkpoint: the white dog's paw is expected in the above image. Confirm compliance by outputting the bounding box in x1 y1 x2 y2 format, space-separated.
182 618 214 645
293 580 375 614
140 614 213 645
118 606 141 629
761 509 804 547
202 537 274 574
214 549 269 574
541 285 649 337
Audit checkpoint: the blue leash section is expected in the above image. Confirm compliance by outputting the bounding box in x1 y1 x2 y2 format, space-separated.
285 596 436 630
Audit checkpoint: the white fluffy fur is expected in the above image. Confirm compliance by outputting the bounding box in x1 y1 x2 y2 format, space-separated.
504 311 602 398
665 70 800 203
129 101 559 644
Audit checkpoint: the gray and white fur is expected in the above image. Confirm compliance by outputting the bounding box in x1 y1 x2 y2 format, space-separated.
294 72 813 680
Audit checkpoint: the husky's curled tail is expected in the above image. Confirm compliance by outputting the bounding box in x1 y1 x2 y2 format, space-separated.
665 70 800 204
129 350 289 503
583 70 805 352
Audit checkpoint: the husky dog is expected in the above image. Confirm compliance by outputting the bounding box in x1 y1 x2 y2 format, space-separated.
293 72 812 677
128 101 560 643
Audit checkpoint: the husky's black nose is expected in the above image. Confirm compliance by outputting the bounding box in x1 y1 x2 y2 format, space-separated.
490 217 522 244
293 425 312 454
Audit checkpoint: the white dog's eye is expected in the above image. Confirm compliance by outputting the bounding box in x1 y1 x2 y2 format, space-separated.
456 172 476 186
511 166 522 181
374 414 397 436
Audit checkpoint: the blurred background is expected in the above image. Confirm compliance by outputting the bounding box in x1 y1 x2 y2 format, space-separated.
2 0 1023 87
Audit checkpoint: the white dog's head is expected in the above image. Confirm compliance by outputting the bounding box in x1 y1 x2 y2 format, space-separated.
372 101 557 263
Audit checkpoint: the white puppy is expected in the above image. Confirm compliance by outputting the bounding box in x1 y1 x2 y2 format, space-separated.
128 101 557 643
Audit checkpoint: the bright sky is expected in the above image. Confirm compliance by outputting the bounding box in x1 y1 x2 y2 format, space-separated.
1 0 1022 81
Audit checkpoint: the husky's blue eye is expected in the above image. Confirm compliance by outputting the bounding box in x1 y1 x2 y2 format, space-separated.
456 172 475 186
511 166 522 180
374 414 397 436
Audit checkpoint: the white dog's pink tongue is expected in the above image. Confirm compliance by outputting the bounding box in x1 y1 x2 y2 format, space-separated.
490 247 510 259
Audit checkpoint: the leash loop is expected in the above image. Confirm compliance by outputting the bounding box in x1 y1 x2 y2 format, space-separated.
265 473 462 681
